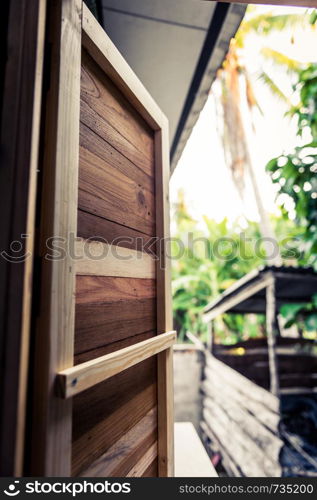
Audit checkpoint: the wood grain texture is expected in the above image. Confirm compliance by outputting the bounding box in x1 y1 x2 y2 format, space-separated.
142 458 158 477
206 352 279 412
157 347 174 476
76 275 155 304
72 379 157 475
77 209 157 254
75 299 156 354
75 238 155 278
80 123 154 194
79 408 157 477
126 442 158 477
75 276 156 354
155 127 174 476
79 124 155 235
81 51 154 174
31 0 82 476
58 331 176 398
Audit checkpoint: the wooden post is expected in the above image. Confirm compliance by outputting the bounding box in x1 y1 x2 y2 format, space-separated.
31 0 82 476
207 321 214 354
266 278 280 397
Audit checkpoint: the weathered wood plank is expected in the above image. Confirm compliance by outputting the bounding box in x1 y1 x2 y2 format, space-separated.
72 382 157 476
73 357 156 439
205 353 279 412
203 367 279 433
79 141 155 235
77 209 157 254
75 299 156 355
203 406 280 477
75 276 156 354
76 275 156 305
126 442 158 477
81 50 154 170
79 407 157 477
203 385 283 468
142 458 158 477
80 122 154 194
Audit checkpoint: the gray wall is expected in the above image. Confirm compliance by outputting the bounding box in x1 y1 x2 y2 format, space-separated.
173 346 204 433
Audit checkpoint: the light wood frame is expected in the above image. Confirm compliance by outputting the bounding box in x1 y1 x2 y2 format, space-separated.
57 331 176 398
32 1 174 477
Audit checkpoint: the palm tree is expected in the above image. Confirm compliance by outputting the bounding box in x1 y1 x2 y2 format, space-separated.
212 7 313 266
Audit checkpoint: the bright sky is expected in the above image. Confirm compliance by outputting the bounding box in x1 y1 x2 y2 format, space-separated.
170 5 317 227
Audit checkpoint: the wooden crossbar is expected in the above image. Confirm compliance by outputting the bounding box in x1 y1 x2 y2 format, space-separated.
56 331 176 398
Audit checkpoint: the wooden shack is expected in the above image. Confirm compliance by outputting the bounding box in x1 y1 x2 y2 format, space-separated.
201 266 317 477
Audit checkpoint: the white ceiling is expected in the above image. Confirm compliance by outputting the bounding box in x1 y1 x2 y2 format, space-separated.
101 0 216 145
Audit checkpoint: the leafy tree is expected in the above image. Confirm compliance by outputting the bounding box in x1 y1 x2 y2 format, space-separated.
266 64 317 268
265 64 317 338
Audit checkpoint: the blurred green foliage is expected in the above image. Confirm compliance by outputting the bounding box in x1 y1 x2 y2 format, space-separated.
266 63 317 337
266 64 317 268
171 192 306 343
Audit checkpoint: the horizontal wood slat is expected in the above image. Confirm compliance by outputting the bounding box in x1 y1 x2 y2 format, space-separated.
81 50 154 172
72 358 156 441
75 276 156 354
76 275 155 304
72 380 157 476
75 238 155 278
79 407 157 477
142 458 158 477
57 331 176 398
79 129 155 236
126 442 158 477
77 209 157 254
75 300 156 355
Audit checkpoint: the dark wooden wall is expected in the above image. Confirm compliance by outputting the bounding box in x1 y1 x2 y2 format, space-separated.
214 338 317 391
201 353 283 477
72 51 158 476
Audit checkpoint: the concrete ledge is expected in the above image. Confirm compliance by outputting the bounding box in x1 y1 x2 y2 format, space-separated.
174 422 218 477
